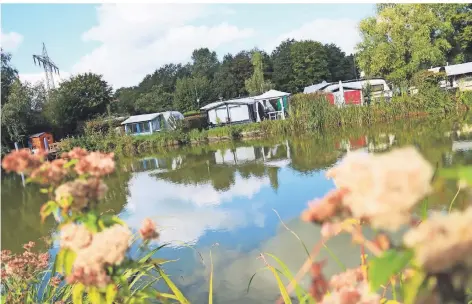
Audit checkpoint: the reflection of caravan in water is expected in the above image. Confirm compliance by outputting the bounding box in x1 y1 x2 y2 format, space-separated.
214 142 291 167
128 156 183 173
335 134 396 153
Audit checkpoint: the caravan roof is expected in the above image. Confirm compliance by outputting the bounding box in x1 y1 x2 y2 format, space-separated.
200 97 255 111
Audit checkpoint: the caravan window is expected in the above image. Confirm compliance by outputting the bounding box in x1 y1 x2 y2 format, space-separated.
370 84 384 92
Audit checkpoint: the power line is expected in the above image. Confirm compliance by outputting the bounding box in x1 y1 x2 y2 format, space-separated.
32 43 59 91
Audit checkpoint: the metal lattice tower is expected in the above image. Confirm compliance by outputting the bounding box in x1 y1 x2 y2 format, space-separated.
33 43 59 91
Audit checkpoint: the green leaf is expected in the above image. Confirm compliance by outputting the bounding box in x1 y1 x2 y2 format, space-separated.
72 283 85 304
54 248 66 274
105 284 117 304
157 268 190 304
99 215 127 228
64 159 79 168
83 212 99 233
64 249 77 276
138 244 167 264
40 200 58 222
88 286 102 304
40 188 49 194
403 269 426 304
368 249 414 291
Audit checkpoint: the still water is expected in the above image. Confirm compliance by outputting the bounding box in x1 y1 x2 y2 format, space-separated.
2 119 472 303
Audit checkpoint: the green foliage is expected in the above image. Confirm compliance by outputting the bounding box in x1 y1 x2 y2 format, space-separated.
290 40 330 92
44 73 113 135
368 249 414 291
134 85 173 114
1 49 19 106
191 48 220 80
356 4 472 85
173 75 215 113
245 51 274 96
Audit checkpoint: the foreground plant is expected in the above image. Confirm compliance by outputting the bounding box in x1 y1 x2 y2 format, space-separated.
256 146 472 304
2 148 187 303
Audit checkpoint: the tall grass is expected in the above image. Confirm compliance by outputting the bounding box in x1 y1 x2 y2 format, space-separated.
59 88 469 156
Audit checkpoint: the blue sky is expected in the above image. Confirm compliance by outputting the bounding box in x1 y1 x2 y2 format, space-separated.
1 3 375 88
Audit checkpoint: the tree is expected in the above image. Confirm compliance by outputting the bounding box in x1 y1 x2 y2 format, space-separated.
173 76 215 113
1 49 19 106
355 4 471 85
272 39 296 93
213 51 253 99
134 85 173 114
1 80 35 143
245 51 274 96
191 48 220 80
113 87 139 115
324 44 358 82
290 40 330 92
44 73 113 134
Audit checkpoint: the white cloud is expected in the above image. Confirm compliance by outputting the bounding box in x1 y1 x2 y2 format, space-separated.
18 72 71 87
122 172 269 246
1 30 24 52
271 18 360 54
72 4 255 88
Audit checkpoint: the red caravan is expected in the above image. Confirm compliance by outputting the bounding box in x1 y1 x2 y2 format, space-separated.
303 79 392 106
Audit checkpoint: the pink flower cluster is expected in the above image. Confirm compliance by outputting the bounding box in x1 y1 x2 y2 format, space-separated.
30 159 69 185
321 268 380 304
403 206 472 273
1 242 49 281
74 151 115 177
55 178 108 211
61 224 131 288
1 149 47 174
139 218 159 241
302 147 434 231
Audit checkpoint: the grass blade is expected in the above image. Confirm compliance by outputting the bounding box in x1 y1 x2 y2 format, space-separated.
209 250 214 304
273 209 311 259
265 253 308 303
157 268 190 304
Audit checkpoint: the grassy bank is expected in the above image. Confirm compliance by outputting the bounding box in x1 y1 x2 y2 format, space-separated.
59 91 472 155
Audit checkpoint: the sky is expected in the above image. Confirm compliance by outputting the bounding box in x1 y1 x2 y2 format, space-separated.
1 3 375 89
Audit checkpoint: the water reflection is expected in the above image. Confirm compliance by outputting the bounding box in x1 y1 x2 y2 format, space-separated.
2 119 472 302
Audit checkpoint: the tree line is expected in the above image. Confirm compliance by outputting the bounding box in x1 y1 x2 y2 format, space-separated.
112 41 358 116
1 3 471 151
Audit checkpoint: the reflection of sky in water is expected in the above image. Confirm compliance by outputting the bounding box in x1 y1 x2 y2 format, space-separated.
117 150 335 302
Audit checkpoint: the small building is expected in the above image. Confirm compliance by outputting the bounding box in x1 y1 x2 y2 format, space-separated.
428 62 472 91
200 97 257 127
121 111 184 135
28 132 54 151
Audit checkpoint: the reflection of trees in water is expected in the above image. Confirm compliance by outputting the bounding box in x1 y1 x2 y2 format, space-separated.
1 175 56 253
1 167 132 254
289 137 342 173
267 167 280 192
154 149 281 191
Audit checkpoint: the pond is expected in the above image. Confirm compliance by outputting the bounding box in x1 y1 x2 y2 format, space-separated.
2 118 472 303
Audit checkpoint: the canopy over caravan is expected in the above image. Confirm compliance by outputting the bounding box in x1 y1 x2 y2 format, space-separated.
253 90 290 121
200 97 256 127
200 90 291 127
121 111 184 135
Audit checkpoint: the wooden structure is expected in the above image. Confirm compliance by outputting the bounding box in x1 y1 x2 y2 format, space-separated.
29 132 54 151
